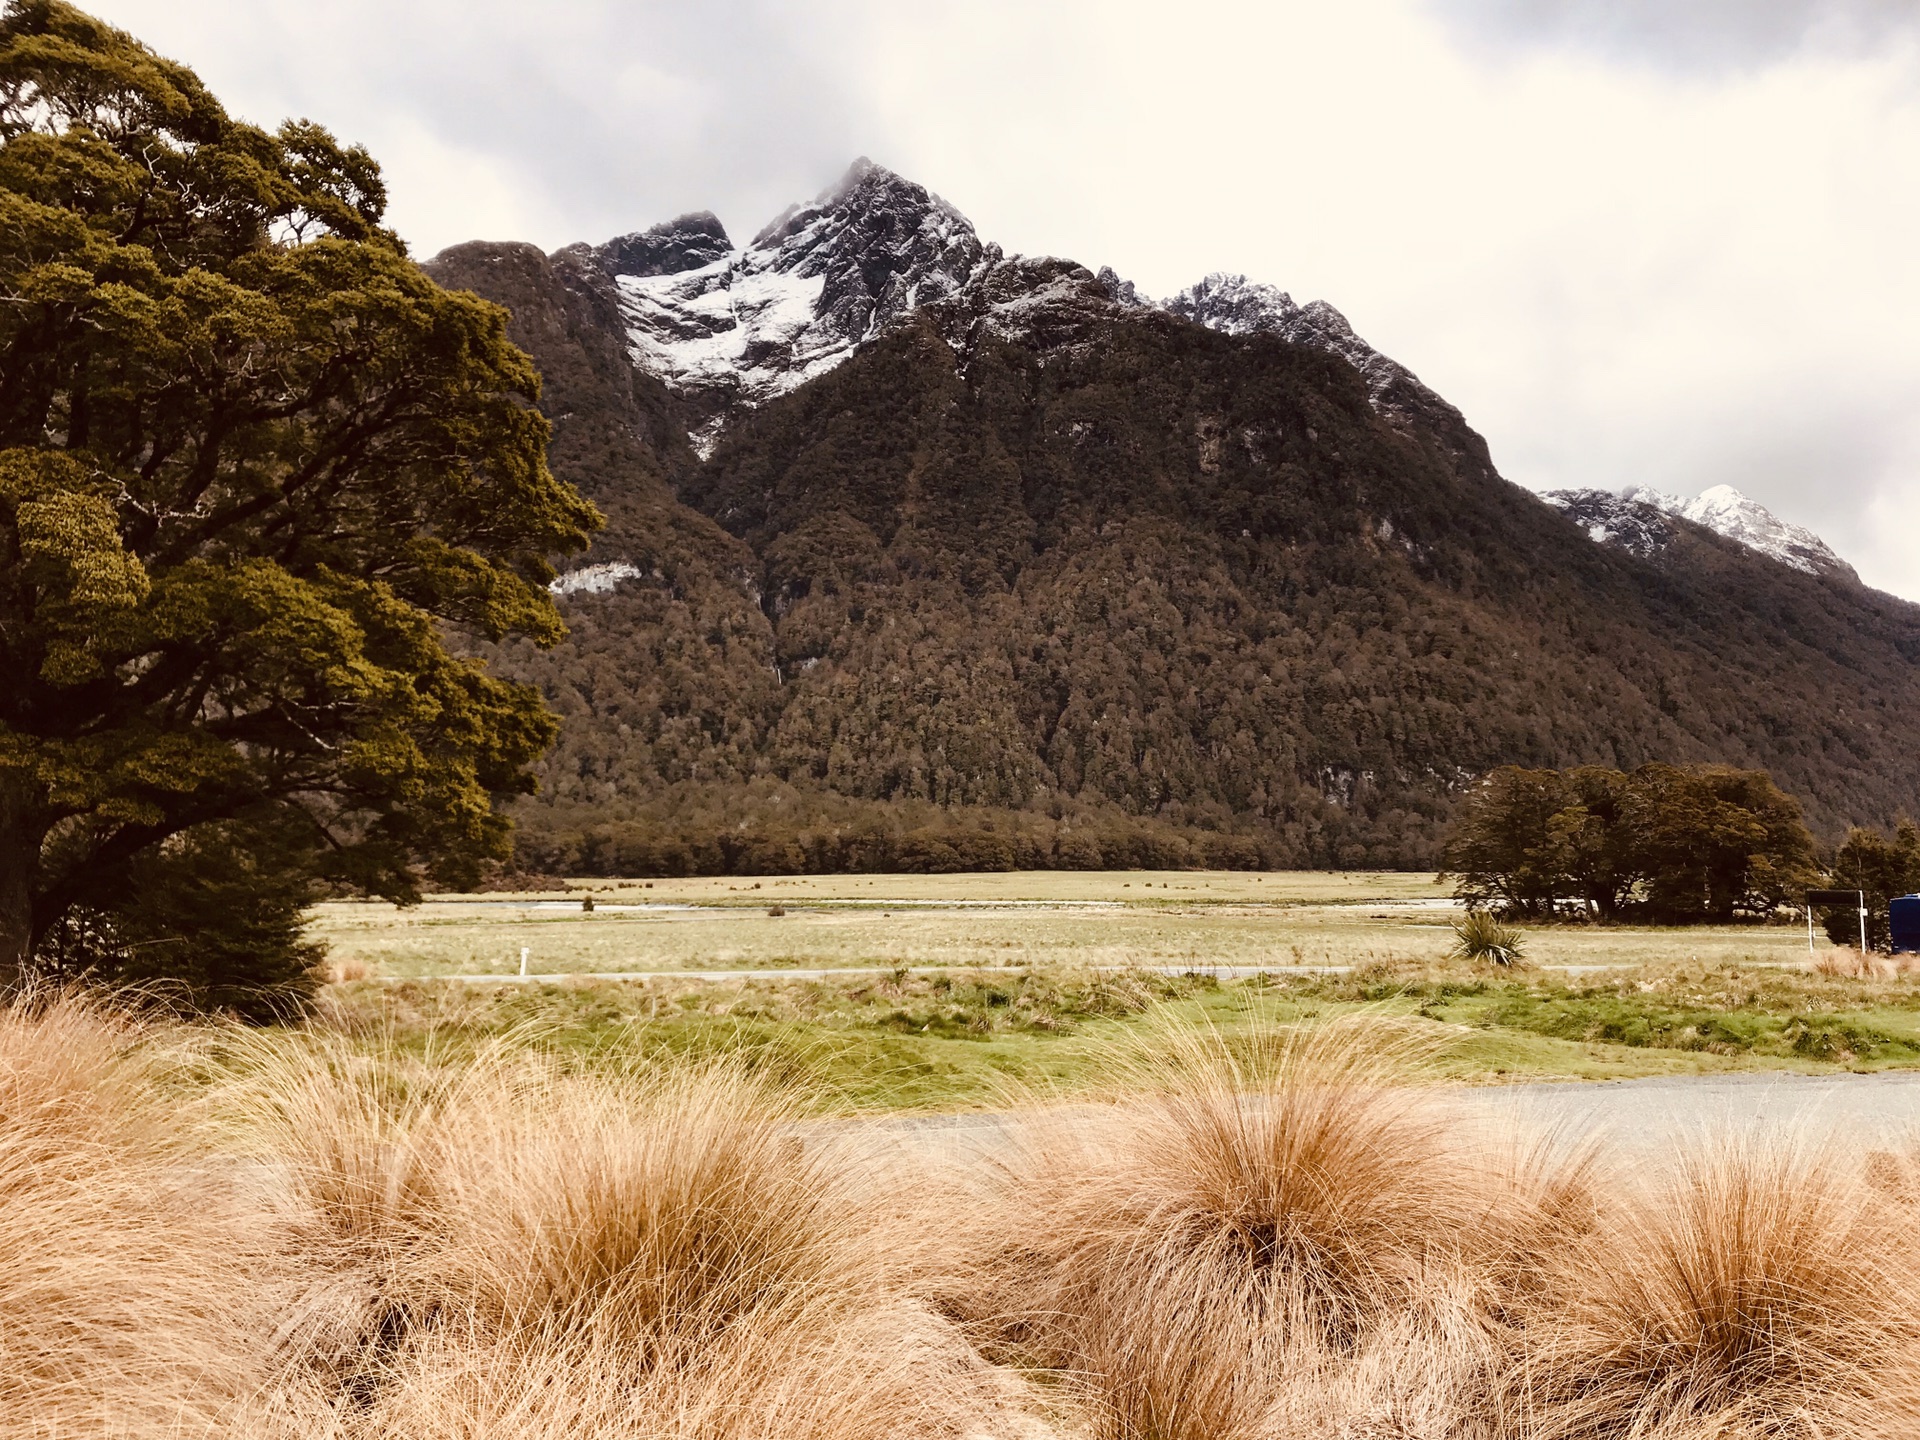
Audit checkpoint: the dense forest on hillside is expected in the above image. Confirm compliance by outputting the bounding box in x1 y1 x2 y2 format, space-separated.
426 243 1920 875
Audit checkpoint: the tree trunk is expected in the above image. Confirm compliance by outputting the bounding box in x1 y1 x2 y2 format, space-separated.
0 778 43 991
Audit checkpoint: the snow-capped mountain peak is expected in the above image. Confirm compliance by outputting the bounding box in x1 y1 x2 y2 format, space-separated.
568 165 1480 456
578 159 994 453
1546 483 1855 580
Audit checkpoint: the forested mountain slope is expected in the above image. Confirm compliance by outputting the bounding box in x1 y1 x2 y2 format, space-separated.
425 168 1920 872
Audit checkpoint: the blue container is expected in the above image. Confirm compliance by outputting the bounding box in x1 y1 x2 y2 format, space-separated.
1890 895 1920 954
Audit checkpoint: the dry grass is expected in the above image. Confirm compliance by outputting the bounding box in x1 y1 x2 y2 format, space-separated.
936 1018 1560 1439
1807 948 1920 980
1504 1133 1920 1438
3 996 1920 1437
0 995 303 1439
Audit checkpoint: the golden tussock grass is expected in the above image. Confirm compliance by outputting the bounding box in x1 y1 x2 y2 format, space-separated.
1807 948 1920 980
2 996 1919 1437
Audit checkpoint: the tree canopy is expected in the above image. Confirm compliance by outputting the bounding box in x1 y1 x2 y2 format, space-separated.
1441 763 1818 923
0 1 599 1008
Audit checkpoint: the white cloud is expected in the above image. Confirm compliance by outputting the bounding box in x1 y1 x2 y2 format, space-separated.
82 0 1920 597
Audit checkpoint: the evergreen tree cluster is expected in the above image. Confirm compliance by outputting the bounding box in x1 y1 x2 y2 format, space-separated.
1441 764 1819 923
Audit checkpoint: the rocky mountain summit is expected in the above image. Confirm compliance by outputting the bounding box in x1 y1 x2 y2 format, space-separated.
1164 274 1459 433
473 157 1864 588
1545 483 1854 581
551 159 1454 458
564 160 992 452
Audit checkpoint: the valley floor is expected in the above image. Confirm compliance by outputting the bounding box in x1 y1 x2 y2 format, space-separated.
306 870 1920 1109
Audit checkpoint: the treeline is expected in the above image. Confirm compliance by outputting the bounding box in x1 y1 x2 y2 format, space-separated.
1442 763 1817 923
512 817 1286 878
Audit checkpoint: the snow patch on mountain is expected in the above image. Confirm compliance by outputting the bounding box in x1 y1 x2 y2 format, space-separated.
582 159 993 452
1540 489 1676 561
572 163 1469 454
551 561 644 596
1545 484 1855 580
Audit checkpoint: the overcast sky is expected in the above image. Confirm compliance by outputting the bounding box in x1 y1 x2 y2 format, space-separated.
86 0 1920 598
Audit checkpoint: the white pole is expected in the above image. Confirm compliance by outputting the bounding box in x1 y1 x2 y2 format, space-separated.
519 945 529 977
1859 892 1869 955
1807 904 1814 954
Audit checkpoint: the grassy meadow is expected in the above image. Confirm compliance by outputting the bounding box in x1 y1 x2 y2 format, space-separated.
10 873 1920 1435
290 870 1920 1110
309 869 1817 979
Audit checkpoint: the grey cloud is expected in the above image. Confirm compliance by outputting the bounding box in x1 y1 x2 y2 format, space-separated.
85 0 882 254
1429 0 1920 70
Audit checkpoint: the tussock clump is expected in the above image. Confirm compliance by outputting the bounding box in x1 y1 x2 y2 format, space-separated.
386 1062 1019 1437
1450 909 1527 967
1809 948 1920 980
1506 1132 1920 1439
422 1064 889 1350
211 1034 1027 1438
0 996 296 1438
12 998 1920 1439
946 1018 1512 1439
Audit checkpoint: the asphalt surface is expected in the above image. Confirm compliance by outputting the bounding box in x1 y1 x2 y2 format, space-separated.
858 1071 1920 1160
1466 1070 1920 1149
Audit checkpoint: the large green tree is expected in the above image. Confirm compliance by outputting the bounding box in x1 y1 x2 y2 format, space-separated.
0 2 599 997
1442 762 1817 923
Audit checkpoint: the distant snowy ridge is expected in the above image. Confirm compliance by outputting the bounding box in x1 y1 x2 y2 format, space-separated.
1544 484 1855 581
567 159 1452 452
1163 273 1458 430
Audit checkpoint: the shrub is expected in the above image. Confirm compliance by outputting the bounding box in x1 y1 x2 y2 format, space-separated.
1449 909 1527 966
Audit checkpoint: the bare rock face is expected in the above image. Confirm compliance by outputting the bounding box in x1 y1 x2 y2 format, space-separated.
573 211 733 280
522 165 1855 590
543 163 1484 458
1542 488 1680 561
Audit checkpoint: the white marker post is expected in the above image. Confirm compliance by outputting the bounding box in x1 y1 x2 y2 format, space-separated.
1807 904 1815 954
519 946 530 977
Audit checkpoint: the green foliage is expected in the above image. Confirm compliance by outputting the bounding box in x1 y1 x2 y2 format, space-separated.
511 791 1281 878
1442 763 1818 923
1817 819 1920 949
36 811 321 1020
0 3 599 1004
1447 909 1526 966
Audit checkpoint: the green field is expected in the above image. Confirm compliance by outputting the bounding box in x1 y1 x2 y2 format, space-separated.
309 869 1818 979
297 870 1920 1111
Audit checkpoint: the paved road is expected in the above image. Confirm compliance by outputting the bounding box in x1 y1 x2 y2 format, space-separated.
1467 1071 1920 1149
861 1072 1920 1159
